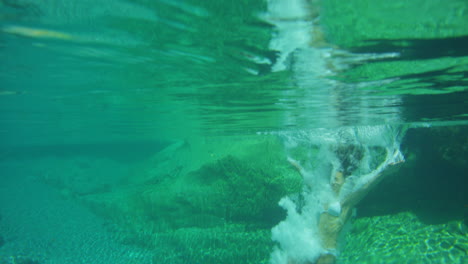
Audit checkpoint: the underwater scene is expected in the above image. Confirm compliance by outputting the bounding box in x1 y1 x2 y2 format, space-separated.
0 0 467 264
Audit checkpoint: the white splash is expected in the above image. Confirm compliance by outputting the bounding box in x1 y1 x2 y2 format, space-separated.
263 0 408 262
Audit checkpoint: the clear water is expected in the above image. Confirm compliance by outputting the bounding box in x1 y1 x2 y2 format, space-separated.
0 1 466 264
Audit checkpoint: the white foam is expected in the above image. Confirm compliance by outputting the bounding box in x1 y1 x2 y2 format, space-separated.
265 0 407 262
270 197 324 264
271 125 406 263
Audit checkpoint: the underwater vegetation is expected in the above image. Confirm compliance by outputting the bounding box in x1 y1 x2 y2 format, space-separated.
27 126 467 264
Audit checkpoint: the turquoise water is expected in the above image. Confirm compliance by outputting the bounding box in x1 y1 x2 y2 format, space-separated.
0 1 467 264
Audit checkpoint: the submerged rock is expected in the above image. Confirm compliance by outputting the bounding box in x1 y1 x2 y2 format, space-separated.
339 212 467 264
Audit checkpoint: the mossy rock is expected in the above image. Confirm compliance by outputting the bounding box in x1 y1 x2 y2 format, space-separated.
79 138 301 256
135 155 301 229
191 155 298 221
